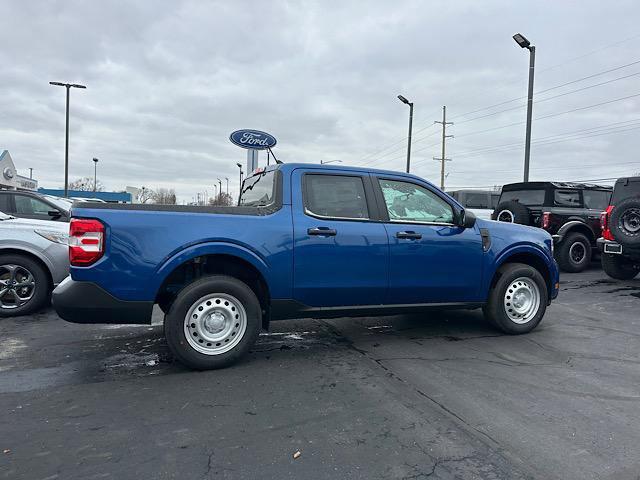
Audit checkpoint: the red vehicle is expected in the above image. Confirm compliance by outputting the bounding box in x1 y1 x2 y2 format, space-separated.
599 176 640 280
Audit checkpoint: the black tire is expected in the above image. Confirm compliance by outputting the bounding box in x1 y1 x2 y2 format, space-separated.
601 253 639 280
609 198 640 246
555 232 592 273
493 201 531 225
164 275 262 370
0 254 50 317
483 263 548 334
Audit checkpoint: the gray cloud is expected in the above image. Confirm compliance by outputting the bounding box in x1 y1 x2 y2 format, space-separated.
1 0 639 201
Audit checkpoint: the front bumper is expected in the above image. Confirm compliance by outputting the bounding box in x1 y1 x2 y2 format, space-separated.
52 277 154 325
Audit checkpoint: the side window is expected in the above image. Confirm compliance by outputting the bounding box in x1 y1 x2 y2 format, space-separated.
378 179 454 224
466 193 490 209
583 190 611 210
304 174 369 219
0 194 10 213
554 190 580 207
14 195 52 215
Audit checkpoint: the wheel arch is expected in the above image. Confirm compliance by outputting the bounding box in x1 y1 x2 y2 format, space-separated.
490 247 553 298
557 220 596 244
154 248 272 330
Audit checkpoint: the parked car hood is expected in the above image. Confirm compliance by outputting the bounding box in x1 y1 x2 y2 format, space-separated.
0 215 68 232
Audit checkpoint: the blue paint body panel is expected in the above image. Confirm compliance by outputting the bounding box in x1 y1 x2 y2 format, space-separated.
68 163 559 312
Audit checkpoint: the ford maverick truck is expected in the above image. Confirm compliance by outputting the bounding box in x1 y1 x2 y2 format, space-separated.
53 164 559 369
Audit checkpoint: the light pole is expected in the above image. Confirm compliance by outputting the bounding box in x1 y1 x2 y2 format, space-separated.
320 160 342 164
29 168 33 179
217 178 223 200
513 33 535 182
225 177 229 195
236 163 243 196
92 157 99 192
49 81 86 197
397 95 414 173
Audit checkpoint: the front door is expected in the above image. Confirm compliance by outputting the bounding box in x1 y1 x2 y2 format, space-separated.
292 170 388 307
374 176 484 304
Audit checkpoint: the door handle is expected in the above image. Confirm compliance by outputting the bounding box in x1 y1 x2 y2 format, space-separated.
308 227 337 236
396 231 422 240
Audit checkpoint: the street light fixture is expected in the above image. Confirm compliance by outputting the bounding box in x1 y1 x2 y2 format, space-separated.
92 157 99 192
397 95 414 173
49 81 87 197
513 33 536 182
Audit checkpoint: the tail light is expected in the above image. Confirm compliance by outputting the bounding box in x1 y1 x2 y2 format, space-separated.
69 218 105 266
541 212 551 229
601 205 615 241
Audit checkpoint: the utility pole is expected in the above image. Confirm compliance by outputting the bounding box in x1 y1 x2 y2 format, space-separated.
433 105 453 191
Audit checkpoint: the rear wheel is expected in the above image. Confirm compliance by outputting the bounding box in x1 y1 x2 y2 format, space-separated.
601 253 638 280
483 263 548 334
164 275 261 369
0 254 50 317
556 232 592 273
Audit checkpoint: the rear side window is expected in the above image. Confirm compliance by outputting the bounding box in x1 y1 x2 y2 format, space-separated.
14 195 52 215
583 190 611 210
465 193 490 209
554 190 580 207
304 174 369 219
500 189 544 206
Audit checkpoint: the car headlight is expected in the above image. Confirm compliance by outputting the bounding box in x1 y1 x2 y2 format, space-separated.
35 230 69 245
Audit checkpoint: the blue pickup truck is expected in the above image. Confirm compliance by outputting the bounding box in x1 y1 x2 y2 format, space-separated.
53 164 559 369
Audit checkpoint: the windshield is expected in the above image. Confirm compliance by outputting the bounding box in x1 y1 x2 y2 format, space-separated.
500 189 545 206
238 170 277 207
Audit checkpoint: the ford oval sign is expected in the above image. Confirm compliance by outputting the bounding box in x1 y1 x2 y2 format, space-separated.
229 129 277 150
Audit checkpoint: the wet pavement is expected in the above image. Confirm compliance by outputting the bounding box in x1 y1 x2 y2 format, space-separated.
1 266 639 479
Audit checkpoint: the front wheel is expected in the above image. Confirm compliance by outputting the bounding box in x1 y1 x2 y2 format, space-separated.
601 253 639 280
483 263 548 334
0 254 50 317
164 275 262 370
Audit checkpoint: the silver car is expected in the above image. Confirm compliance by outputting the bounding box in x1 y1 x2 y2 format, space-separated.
0 211 69 316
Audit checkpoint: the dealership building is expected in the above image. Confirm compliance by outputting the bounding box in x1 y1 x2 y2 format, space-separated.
0 150 38 191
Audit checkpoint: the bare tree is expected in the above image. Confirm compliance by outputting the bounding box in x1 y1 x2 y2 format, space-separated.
154 188 177 205
208 192 234 206
137 187 156 204
68 177 104 192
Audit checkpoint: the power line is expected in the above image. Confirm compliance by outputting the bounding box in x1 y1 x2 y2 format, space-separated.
452 58 640 120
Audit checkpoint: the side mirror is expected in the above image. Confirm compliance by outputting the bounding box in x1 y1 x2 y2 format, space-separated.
461 210 476 228
48 210 62 219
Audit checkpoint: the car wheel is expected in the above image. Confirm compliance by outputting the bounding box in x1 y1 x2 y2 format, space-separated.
601 253 639 280
609 198 640 246
164 275 261 370
483 263 548 334
493 201 531 225
556 232 592 273
0 254 50 317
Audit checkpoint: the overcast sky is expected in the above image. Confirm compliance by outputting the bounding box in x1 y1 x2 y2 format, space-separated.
1 0 639 201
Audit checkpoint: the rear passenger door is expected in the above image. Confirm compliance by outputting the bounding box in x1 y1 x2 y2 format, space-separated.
292 170 389 307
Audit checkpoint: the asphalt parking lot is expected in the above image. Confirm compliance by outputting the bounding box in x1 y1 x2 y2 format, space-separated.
1 265 639 480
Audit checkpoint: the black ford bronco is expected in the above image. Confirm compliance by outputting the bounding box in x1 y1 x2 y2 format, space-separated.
492 181 612 272
598 176 640 280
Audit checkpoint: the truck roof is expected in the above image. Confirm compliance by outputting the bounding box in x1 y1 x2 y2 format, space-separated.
501 181 612 191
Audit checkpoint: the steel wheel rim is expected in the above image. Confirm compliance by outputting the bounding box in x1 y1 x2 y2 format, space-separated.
0 264 36 310
497 209 514 223
620 208 640 235
503 276 540 324
569 241 587 264
184 293 247 355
